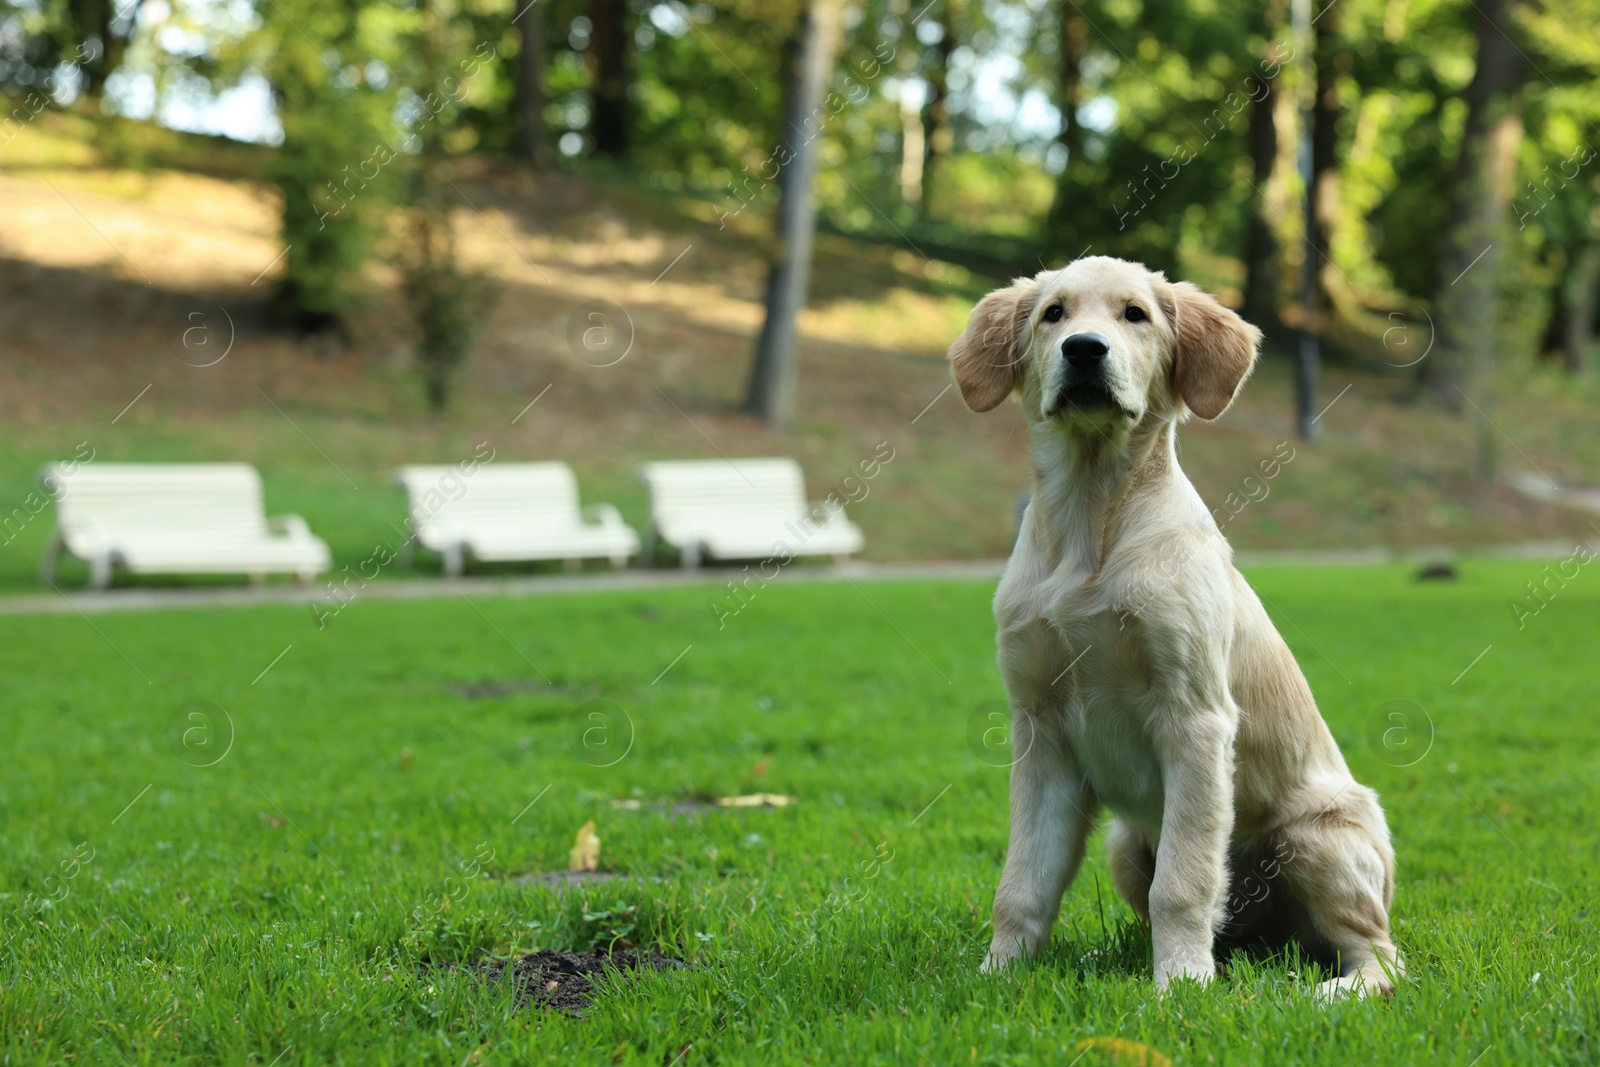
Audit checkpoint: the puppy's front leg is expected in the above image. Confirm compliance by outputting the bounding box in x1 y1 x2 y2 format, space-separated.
984 718 1096 972
1150 713 1236 989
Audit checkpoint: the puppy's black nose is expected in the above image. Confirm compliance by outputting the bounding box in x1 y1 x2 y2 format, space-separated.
1062 332 1109 366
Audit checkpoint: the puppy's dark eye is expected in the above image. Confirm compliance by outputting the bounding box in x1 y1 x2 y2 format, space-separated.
1042 304 1063 323
1125 305 1148 323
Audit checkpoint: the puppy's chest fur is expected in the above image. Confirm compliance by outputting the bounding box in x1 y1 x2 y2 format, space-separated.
998 565 1173 834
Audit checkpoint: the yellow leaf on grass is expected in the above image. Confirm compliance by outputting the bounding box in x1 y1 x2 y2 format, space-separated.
568 819 600 872
715 793 796 808
1072 1037 1173 1067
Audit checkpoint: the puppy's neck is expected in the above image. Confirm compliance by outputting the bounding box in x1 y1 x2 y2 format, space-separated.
1027 416 1178 573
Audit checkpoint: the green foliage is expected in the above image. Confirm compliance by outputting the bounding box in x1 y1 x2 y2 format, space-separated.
401 203 497 412
629 0 792 189
6 0 1600 364
1040 1 1260 275
250 0 410 323
271 103 389 323
394 0 502 411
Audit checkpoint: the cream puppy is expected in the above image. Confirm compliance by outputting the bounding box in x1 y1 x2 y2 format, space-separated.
950 257 1401 997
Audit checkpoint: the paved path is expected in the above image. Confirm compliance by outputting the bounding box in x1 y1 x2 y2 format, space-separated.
1505 471 1600 521
0 540 1588 617
0 560 1008 616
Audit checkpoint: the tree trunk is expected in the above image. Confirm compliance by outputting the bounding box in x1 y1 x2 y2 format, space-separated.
919 0 959 219
1309 4 1340 322
746 0 842 428
512 3 550 167
902 75 928 207
1242 0 1285 332
402 0 490 414
1564 242 1600 373
66 0 136 99
588 0 631 161
895 0 923 207
1423 0 1525 408
1042 5 1087 257
1467 111 1523 486
1241 61 1280 331
1056 8 1087 171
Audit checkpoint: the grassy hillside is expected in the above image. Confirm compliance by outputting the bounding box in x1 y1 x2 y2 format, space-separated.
1 111 1598 593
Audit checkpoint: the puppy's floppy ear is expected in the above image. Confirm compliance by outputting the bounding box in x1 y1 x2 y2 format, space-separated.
1164 281 1262 420
948 280 1036 412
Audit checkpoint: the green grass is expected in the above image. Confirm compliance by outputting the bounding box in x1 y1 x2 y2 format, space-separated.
2 564 1596 1065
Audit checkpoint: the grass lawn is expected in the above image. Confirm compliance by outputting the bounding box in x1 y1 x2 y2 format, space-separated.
1 563 1596 1065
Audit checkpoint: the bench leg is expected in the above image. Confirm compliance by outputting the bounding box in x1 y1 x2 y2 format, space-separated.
89 553 113 591
682 542 701 571
610 554 627 569
39 534 62 585
444 544 465 578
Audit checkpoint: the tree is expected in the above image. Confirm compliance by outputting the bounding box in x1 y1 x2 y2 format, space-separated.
918 0 961 218
1054 3 1086 179
403 193 492 411
1241 2 1285 332
1562 242 1599 372
511 2 551 166
1424 0 1527 421
1041 0 1092 261
400 0 496 411
746 0 842 427
1308 0 1341 323
255 0 401 334
0 0 136 102
897 40 924 208
1040 0 1256 277
588 0 631 159
63 0 137 99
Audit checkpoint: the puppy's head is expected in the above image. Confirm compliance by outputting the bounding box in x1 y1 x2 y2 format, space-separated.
948 257 1261 429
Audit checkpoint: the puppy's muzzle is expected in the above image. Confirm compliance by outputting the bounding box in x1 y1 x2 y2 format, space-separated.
1057 332 1118 414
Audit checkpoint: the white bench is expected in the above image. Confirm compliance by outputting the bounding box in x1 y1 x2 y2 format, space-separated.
39 463 332 589
637 458 865 568
392 463 639 575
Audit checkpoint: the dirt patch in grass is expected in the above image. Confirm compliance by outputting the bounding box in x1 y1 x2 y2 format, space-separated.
609 794 796 818
447 680 562 699
516 869 635 888
609 797 718 819
473 948 688 1016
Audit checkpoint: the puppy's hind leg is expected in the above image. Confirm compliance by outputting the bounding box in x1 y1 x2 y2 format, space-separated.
1279 783 1404 999
1107 818 1156 923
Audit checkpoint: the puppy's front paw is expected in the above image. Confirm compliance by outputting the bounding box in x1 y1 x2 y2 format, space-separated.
980 938 1030 974
1154 960 1215 993
1312 974 1393 1001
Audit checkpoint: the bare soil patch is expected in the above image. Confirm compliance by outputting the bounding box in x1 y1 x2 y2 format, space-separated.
446 679 559 699
516 869 635 888
469 948 688 1016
